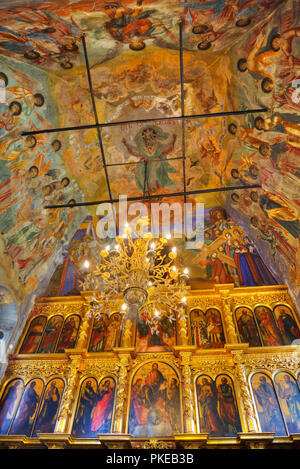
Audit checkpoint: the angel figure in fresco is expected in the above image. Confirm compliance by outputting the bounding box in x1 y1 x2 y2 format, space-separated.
236 308 261 347
0 380 23 435
165 378 181 433
122 125 177 194
56 317 78 352
129 378 149 429
196 251 234 285
101 0 156 49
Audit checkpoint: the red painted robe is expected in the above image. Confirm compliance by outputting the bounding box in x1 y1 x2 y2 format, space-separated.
91 388 113 432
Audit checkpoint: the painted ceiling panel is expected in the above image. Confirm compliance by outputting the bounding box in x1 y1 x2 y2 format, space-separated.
0 0 298 337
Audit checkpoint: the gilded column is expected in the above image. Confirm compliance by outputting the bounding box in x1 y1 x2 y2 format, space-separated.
232 350 259 433
54 354 82 434
112 353 130 433
221 292 239 344
180 352 196 433
76 294 95 350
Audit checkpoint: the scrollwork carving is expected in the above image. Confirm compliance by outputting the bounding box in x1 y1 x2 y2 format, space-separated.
136 440 173 449
5 359 69 381
231 350 259 432
31 302 86 319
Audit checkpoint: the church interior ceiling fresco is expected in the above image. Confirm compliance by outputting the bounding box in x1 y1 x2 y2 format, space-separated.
0 0 299 348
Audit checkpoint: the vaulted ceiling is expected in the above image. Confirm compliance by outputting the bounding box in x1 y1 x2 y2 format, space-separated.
0 0 299 346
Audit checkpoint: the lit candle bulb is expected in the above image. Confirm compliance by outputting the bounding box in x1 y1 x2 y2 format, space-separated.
83 260 90 269
150 242 156 250
121 303 127 311
182 296 187 303
172 247 177 253
154 310 159 317
183 268 189 275
166 233 171 240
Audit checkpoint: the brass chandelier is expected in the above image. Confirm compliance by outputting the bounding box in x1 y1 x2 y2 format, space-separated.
80 223 189 327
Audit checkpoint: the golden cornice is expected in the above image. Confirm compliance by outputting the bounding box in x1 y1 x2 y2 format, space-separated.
1 433 300 450
5 358 70 381
191 357 234 376
31 300 86 319
241 351 300 374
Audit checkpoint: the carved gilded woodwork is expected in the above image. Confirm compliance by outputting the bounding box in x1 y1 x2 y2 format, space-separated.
1 285 300 449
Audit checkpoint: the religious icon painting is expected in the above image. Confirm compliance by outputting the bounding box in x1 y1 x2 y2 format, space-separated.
205 309 225 347
215 375 242 435
196 374 241 436
72 378 98 437
90 377 115 434
190 308 225 349
37 315 64 353
103 313 122 351
72 377 115 438
135 310 176 352
273 305 300 345
55 314 81 352
235 307 262 347
19 316 47 354
88 314 109 352
190 309 209 348
33 378 65 435
196 374 223 435
251 373 287 436
9 379 44 436
0 379 24 434
254 306 283 346
274 372 300 434
88 313 122 352
128 361 182 437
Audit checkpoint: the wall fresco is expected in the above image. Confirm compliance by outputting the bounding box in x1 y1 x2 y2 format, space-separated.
0 0 298 358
